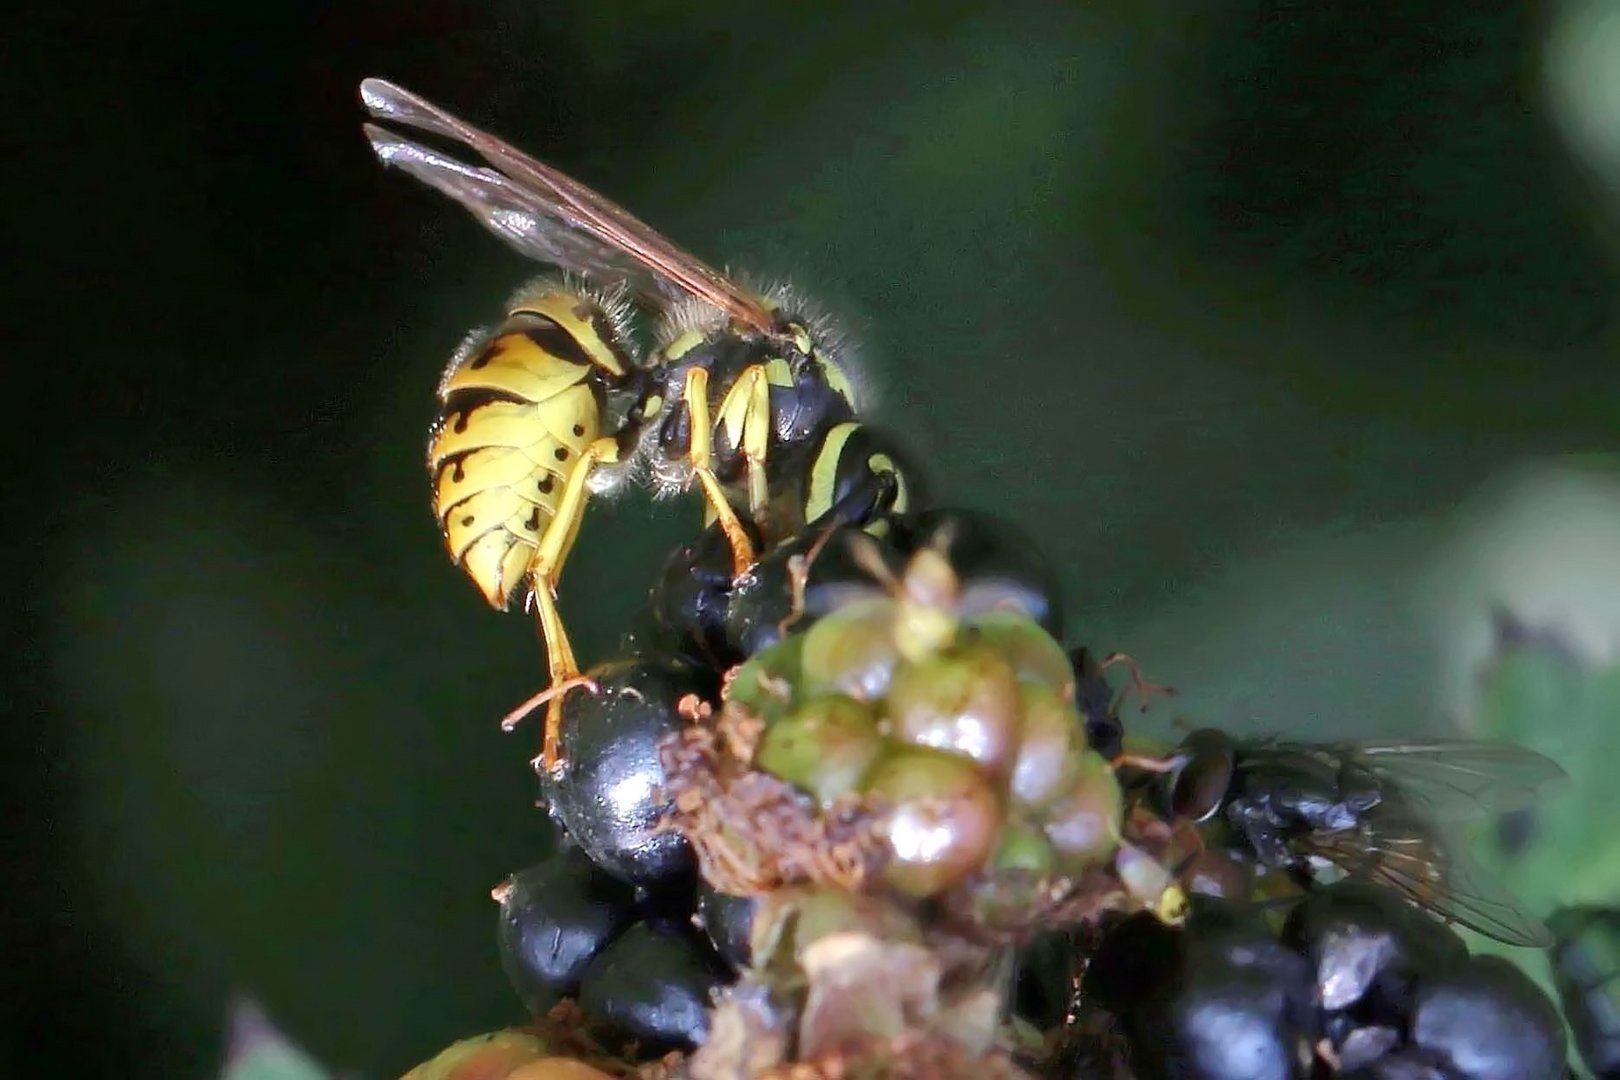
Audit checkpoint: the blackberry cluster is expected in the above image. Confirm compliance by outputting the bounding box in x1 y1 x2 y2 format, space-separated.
483 507 1148 1069
454 507 1577 1080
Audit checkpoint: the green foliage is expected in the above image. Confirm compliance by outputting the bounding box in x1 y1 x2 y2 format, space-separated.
220 1049 329 1080
1469 629 1620 1079
219 1005 332 1080
1473 632 1620 911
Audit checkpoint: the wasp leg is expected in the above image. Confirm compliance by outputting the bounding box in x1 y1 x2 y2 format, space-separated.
528 585 587 771
715 362 773 521
684 367 757 576
511 436 620 773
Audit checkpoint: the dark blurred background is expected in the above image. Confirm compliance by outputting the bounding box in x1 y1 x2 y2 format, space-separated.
7 1 1620 1076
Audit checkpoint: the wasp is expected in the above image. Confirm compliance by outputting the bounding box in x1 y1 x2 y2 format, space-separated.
359 79 918 769
1138 728 1565 947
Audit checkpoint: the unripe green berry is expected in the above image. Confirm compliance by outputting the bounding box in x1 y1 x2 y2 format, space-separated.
990 819 1056 878
1042 750 1122 872
756 695 885 809
960 611 1073 691
800 597 901 701
727 635 804 724
863 747 1003 898
1008 681 1086 809
886 644 1022 774
754 886 924 968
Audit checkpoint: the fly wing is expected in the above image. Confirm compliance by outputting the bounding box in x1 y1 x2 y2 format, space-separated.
360 78 774 333
1340 741 1567 822
1308 826 1553 948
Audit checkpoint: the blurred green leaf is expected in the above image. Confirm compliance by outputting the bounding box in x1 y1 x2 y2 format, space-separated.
221 1051 329 1080
1466 627 1620 1078
1472 631 1620 912
220 1002 332 1080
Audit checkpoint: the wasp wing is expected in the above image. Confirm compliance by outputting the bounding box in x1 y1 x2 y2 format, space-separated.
361 126 670 300
1337 740 1566 822
359 78 773 333
1309 828 1553 949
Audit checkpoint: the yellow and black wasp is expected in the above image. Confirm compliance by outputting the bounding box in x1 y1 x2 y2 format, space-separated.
359 79 918 770
1146 729 1566 947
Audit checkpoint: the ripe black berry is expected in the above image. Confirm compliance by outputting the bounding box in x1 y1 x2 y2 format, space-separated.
1089 904 1317 1080
1282 881 1468 1014
541 656 709 886
576 921 729 1053
494 848 638 1015
649 519 761 668
722 520 901 659
1083 911 1186 1017
695 882 758 971
1410 955 1565 1080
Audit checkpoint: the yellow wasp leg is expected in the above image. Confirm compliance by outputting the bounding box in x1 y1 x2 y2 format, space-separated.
743 365 771 518
715 363 773 519
537 436 619 588
504 436 620 773
684 367 757 576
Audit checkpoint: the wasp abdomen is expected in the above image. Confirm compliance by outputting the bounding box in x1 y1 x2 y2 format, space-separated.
429 323 605 610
